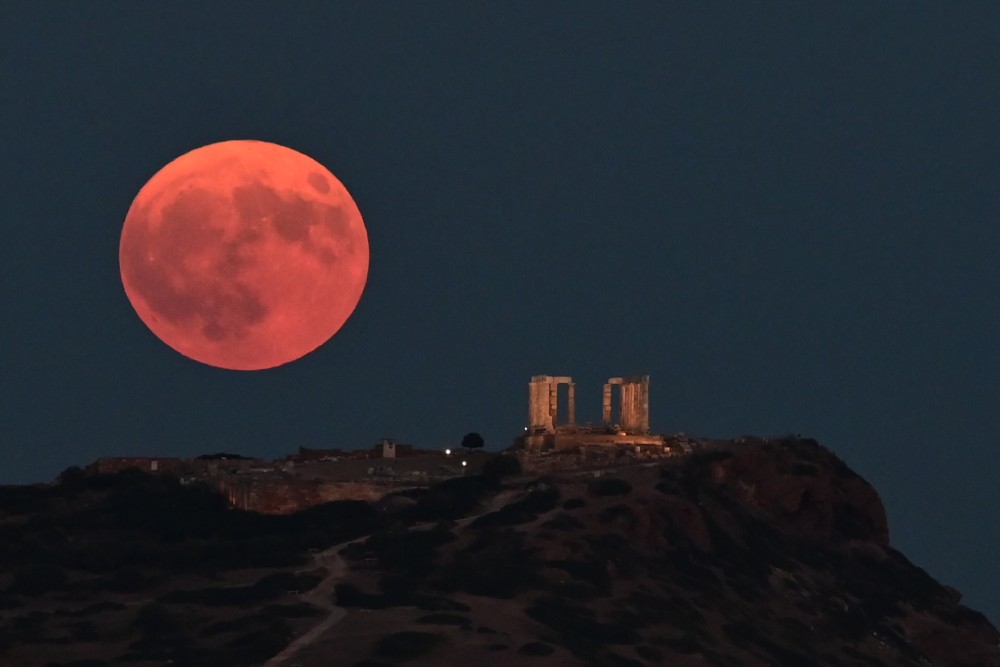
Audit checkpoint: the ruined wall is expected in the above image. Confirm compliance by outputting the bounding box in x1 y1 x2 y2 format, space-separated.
90 457 184 475
216 477 414 514
516 443 680 474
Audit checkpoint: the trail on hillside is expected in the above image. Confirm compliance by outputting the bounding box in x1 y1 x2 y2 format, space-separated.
261 531 365 667
262 485 520 665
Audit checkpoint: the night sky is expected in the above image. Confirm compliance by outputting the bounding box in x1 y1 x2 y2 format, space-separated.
4 4 999 621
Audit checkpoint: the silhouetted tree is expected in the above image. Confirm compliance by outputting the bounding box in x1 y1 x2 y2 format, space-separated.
460 432 484 452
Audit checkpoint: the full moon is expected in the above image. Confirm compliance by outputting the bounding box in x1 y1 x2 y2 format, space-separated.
119 140 369 370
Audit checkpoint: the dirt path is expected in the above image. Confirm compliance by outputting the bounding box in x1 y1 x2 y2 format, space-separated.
261 533 367 667
262 486 521 665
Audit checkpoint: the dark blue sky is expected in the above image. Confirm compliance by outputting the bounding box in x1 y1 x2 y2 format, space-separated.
4 3 999 621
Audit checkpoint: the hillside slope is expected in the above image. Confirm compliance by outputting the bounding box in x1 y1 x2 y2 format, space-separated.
299 439 998 666
0 439 995 667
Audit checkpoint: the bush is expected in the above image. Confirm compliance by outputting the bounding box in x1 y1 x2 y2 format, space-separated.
416 613 471 628
254 570 323 594
373 631 443 661
9 563 68 595
519 641 555 656
226 621 293 662
482 455 522 482
366 526 454 573
541 513 584 531
263 602 325 618
470 486 560 529
0 485 49 514
159 584 264 607
587 478 632 497
409 476 492 521
109 565 154 593
527 596 640 646
133 603 182 634
334 582 363 606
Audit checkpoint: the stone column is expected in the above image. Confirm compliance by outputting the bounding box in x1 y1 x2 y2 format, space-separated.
639 376 651 434
529 376 555 432
619 376 651 434
549 382 558 427
602 383 612 426
621 382 636 432
567 382 576 426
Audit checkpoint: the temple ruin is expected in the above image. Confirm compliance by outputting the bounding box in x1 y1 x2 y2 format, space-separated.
521 374 665 450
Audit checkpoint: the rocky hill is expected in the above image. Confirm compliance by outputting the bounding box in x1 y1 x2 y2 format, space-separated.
0 438 996 666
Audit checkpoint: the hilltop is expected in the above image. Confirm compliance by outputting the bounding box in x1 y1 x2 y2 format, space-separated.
0 438 996 666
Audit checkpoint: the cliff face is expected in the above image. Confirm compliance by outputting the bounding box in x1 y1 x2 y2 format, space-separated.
320 438 999 667
708 438 890 546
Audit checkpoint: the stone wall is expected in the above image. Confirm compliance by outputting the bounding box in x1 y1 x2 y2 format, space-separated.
216 477 416 514
90 457 184 475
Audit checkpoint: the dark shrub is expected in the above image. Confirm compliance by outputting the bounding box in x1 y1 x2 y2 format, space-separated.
541 513 584 531
587 478 632 497
373 631 443 661
410 476 491 521
548 558 610 589
6 610 49 643
379 573 419 596
665 634 702 654
636 644 663 661
792 463 819 477
513 485 560 513
550 580 603 602
158 584 265 606
0 485 48 513
519 641 555 655
334 582 364 606
416 613 471 627
606 653 644 667
109 565 154 593
0 596 23 610
527 596 640 646
263 602 324 618
254 570 323 594
470 486 560 529
482 455 522 482
562 498 586 510
366 525 454 573
9 563 68 595
599 504 637 526
412 595 470 611
226 621 293 662
55 466 88 490
133 603 182 634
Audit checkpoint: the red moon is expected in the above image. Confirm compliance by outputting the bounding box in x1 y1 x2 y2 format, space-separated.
119 140 369 370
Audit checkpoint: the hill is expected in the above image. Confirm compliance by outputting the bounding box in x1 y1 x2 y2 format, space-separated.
0 438 996 666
